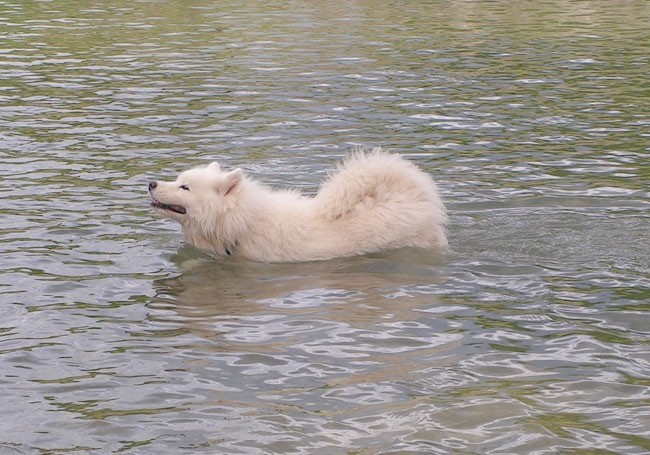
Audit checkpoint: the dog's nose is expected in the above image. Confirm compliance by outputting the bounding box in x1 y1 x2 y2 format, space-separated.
148 181 157 191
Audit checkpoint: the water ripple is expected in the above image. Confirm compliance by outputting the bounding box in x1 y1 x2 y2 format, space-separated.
1 0 649 454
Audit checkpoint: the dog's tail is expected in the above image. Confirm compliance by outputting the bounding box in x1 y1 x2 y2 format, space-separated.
316 147 444 222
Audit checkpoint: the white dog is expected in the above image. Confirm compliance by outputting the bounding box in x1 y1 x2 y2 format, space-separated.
149 148 447 262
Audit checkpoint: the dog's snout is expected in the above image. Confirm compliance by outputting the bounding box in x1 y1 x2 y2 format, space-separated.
148 181 157 191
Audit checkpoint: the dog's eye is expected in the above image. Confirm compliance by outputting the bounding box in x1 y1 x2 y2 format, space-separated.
180 184 190 191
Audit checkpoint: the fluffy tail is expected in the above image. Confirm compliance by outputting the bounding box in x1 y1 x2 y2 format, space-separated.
316 147 444 222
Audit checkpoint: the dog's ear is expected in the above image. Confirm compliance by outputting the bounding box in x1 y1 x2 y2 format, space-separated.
207 162 221 172
223 168 243 196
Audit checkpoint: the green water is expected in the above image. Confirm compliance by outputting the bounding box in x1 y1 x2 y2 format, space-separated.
1 1 649 454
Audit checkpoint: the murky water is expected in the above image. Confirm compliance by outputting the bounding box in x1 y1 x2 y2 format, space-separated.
1 1 649 453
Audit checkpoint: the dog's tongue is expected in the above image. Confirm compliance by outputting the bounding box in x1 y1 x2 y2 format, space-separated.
167 204 186 214
151 200 186 214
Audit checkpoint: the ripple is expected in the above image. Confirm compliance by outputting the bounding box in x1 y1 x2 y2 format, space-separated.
1 1 649 454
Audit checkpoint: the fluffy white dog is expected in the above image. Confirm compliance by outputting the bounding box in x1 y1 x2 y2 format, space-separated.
149 148 447 262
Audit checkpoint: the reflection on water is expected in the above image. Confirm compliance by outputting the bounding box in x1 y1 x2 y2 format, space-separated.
1 0 649 453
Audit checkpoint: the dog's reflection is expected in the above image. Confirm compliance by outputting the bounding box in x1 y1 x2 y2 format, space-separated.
150 247 448 324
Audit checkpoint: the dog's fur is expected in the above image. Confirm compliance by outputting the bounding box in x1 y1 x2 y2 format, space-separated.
149 148 447 262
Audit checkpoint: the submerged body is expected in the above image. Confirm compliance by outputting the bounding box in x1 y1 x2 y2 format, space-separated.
148 148 447 262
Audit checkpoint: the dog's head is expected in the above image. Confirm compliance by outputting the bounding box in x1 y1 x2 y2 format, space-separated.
148 162 244 225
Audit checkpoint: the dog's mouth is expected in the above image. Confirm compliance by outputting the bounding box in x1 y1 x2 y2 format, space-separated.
151 199 186 215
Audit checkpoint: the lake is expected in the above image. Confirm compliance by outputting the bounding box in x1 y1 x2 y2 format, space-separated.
1 0 649 453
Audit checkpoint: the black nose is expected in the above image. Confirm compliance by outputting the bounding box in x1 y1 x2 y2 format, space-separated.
148 181 157 191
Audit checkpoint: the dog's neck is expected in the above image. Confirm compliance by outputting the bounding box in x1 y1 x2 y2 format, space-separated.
182 225 239 257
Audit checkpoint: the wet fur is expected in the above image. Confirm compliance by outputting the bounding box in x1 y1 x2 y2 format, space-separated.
149 148 447 262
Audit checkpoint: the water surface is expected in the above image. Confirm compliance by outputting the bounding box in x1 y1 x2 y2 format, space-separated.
1 1 649 454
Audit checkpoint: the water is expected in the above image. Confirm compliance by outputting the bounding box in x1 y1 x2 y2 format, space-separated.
1 0 649 453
